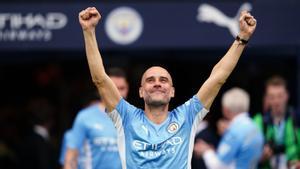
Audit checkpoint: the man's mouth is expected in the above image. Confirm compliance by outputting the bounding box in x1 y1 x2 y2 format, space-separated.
151 90 165 94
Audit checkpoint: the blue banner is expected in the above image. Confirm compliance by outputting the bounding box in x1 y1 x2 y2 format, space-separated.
0 2 299 50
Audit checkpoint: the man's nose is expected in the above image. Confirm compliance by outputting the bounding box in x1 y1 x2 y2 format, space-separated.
153 80 162 87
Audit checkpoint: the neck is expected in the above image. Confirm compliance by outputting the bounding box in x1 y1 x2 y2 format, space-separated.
271 109 286 125
273 115 285 125
144 104 169 124
228 113 238 121
98 102 106 111
229 112 245 121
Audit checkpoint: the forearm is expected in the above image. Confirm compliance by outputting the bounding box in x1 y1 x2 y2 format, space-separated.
211 10 256 82
82 29 121 111
210 40 245 84
64 149 78 169
83 29 108 85
197 11 256 109
197 40 245 109
202 150 233 169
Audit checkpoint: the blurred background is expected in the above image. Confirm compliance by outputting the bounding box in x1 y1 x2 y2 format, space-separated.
0 0 299 168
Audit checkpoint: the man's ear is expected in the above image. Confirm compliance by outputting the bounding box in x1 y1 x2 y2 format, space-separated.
171 87 175 98
139 87 143 98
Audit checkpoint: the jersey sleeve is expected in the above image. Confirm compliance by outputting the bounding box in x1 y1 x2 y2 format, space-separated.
108 98 140 131
58 131 69 165
216 130 240 164
175 95 209 126
202 149 234 169
67 112 87 149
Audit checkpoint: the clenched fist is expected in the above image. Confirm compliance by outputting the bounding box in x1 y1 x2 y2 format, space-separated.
79 7 101 31
239 10 257 40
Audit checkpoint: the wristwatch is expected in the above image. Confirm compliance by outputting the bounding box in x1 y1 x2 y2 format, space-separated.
236 35 248 45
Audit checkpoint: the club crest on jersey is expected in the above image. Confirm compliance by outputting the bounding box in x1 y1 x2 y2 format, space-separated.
167 122 179 133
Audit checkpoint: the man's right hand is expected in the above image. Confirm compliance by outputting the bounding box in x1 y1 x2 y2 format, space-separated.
260 144 273 161
79 7 101 31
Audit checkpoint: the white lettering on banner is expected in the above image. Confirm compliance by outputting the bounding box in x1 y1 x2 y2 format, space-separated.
0 12 67 41
0 30 52 41
132 137 183 158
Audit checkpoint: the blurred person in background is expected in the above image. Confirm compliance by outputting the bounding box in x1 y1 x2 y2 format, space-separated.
216 117 230 137
17 97 57 169
194 87 264 169
0 104 19 169
63 67 129 169
294 124 300 169
253 76 300 169
192 117 220 169
297 122 300 169
79 6 257 168
59 90 100 169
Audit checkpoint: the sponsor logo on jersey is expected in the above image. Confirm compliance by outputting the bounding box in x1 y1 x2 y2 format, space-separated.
132 137 183 158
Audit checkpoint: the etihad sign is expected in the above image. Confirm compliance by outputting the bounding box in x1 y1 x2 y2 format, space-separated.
0 12 67 41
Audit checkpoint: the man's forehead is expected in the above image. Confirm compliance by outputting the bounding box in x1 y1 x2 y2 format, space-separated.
110 76 128 85
266 85 287 95
266 85 286 92
141 67 172 82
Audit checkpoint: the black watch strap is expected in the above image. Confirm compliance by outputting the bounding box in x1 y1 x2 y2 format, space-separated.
236 35 248 45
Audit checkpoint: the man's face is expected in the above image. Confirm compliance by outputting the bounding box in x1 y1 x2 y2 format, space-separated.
222 106 231 120
264 85 289 117
139 67 174 107
110 76 129 99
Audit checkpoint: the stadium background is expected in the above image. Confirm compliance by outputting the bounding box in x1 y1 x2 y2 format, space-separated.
0 0 299 168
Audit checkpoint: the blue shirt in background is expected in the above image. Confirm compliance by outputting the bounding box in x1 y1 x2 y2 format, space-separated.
59 130 88 169
68 104 122 169
217 113 264 169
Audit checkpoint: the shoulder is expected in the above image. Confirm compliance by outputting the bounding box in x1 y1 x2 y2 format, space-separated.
252 113 264 125
78 104 103 117
115 98 141 113
174 95 202 110
230 116 260 137
63 130 72 138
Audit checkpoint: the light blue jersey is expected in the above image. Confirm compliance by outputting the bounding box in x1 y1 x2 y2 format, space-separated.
59 130 70 166
59 130 87 169
217 113 264 169
68 104 122 169
109 95 208 169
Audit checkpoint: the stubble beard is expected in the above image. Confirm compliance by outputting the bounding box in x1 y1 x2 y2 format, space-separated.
145 97 170 108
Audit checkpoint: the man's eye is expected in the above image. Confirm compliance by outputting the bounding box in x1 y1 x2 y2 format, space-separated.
146 79 154 83
160 78 168 83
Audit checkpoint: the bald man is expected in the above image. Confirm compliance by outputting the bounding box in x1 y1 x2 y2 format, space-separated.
78 7 257 169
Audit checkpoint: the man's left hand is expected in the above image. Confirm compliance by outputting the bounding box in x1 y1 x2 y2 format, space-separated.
238 11 257 40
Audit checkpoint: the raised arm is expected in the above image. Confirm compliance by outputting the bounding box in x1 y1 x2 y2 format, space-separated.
79 7 121 112
197 11 257 109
